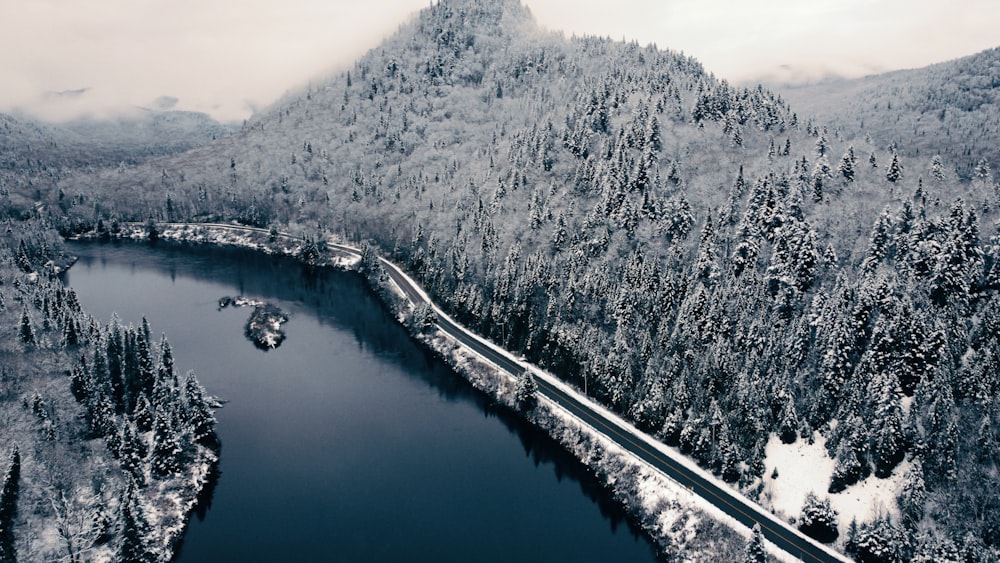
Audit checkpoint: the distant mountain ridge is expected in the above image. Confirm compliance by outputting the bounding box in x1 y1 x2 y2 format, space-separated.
780 46 1000 179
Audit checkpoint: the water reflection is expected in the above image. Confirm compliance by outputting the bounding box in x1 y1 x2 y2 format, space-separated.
67 240 660 563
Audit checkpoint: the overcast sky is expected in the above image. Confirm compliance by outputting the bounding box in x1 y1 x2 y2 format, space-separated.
1 0 997 122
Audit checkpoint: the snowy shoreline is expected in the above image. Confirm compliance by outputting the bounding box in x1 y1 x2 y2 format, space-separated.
69 223 777 562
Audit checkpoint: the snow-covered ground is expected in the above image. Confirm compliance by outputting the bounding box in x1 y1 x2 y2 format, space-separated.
762 433 905 543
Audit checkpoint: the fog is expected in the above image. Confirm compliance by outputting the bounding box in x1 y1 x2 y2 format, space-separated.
1 0 997 123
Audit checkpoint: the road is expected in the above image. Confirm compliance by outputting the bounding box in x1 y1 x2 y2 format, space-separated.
354 245 846 563
148 223 848 562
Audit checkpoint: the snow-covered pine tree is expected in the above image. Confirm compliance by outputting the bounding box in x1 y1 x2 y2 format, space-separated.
886 152 903 183
854 517 910 563
838 146 856 182
798 492 839 543
184 371 217 445
19 307 34 345
897 460 926 527
0 445 20 563
119 481 157 563
514 369 538 411
150 410 183 479
869 363 905 478
744 523 768 563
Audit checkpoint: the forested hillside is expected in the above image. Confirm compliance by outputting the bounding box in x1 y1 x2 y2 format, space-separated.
12 0 1000 559
1 109 229 215
781 46 1000 180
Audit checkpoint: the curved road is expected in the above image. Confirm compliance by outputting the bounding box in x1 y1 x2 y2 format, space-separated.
146 223 848 562
361 247 847 563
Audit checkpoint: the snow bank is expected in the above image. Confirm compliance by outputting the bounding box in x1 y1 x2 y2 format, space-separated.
762 433 905 542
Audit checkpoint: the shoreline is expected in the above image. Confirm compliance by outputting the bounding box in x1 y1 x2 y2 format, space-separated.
69 223 782 562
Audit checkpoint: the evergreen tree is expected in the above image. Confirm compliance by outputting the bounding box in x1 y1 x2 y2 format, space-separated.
886 153 902 183
929 155 946 182
514 370 538 410
854 517 910 563
778 394 798 444
925 382 958 485
911 534 961 563
69 363 92 404
118 422 147 485
838 146 857 182
119 481 157 563
798 492 839 543
897 460 925 528
107 318 126 412
0 445 20 563
133 393 154 433
693 214 719 282
150 410 183 479
870 369 905 478
829 438 864 493
184 372 217 445
87 393 116 438
744 523 768 563
135 331 155 399
18 308 34 346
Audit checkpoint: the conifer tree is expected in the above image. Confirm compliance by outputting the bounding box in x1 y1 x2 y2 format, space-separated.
119 481 157 563
135 332 155 399
515 370 538 410
897 460 925 527
107 318 126 411
150 411 183 479
929 155 946 182
184 372 217 445
838 147 856 182
87 393 116 438
118 422 147 485
69 363 92 404
798 492 839 543
744 523 768 563
870 369 905 478
777 394 798 444
19 308 34 345
0 445 20 563
133 393 154 433
693 214 719 282
886 152 902 183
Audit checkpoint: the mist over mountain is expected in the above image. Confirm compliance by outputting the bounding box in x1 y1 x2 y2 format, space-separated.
780 46 1000 180
4 0 1000 559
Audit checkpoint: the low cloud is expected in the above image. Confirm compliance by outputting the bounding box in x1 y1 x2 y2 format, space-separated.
1 0 996 122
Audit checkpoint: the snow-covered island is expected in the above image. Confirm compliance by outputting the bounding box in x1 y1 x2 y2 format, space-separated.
219 296 289 350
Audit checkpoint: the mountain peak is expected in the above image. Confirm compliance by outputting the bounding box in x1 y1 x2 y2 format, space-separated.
417 0 534 40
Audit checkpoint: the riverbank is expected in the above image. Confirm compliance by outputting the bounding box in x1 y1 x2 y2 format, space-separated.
71 223 773 562
1 222 220 562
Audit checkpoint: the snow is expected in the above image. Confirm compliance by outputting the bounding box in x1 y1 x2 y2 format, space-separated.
414 300 837 561
78 221 855 561
368 237 850 562
762 433 905 540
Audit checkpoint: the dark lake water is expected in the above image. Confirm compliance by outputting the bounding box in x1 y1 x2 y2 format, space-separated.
64 241 659 563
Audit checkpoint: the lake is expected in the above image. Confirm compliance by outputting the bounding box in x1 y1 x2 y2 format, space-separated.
64 241 660 562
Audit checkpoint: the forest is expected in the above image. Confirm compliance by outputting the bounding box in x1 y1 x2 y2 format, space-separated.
0 221 219 561
2 0 1000 560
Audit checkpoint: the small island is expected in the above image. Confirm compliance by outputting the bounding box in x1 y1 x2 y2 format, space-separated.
219 296 289 350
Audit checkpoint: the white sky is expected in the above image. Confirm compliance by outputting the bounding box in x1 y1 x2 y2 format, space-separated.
1 0 996 122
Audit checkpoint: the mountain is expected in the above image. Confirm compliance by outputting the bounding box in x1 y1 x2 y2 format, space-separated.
1 108 232 216
779 46 1000 180
44 108 233 165
15 0 1000 558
